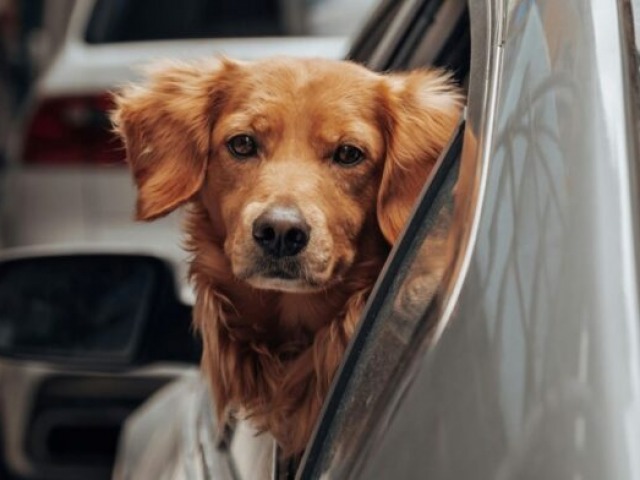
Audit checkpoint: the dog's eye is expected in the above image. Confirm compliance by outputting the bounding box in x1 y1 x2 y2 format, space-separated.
227 135 258 158
333 145 364 166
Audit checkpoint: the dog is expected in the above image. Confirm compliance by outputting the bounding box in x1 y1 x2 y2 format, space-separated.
111 56 462 456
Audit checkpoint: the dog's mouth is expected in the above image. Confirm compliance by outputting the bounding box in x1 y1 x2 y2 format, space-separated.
239 257 328 293
263 268 298 280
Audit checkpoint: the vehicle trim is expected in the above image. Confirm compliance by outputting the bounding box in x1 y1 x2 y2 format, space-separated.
618 0 640 314
297 0 500 476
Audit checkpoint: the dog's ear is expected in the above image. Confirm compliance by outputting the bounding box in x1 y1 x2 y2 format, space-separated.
111 59 235 220
377 69 463 243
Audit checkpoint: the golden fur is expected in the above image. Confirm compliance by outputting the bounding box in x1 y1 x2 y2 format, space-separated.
111 56 462 456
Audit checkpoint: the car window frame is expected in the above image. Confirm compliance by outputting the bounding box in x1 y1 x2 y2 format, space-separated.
620 0 640 287
296 0 486 477
297 115 466 479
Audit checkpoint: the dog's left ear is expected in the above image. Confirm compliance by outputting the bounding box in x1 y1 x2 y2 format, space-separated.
111 59 236 221
377 69 463 244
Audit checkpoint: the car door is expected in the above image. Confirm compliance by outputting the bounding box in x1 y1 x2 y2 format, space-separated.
299 0 640 479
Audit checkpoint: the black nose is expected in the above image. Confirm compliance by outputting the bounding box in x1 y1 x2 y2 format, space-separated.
252 206 310 258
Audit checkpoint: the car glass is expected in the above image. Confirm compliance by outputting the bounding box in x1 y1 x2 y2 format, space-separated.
85 0 378 43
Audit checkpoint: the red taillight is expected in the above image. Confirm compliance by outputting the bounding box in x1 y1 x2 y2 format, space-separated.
22 93 125 165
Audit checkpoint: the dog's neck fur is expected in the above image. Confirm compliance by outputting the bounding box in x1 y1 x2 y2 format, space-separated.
185 202 388 455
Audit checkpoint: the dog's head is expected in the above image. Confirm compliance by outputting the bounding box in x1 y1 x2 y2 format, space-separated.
112 57 462 293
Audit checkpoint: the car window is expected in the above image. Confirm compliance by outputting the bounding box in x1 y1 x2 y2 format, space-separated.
297 0 473 477
299 118 466 479
85 0 378 43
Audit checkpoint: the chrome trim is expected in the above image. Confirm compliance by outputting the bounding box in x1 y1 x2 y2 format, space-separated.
618 0 640 314
431 0 504 343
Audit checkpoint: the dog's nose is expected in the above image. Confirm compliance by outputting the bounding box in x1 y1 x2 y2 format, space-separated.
252 206 310 258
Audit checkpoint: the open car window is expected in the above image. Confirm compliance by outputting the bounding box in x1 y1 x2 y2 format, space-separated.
298 116 466 479
297 0 473 477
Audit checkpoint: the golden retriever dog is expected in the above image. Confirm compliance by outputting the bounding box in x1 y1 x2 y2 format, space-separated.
111 56 462 456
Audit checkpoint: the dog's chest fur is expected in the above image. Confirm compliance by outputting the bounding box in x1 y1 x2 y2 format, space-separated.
186 204 389 453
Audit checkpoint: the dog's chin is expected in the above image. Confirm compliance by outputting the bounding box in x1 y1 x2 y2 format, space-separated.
232 251 345 293
246 275 324 293
239 265 333 293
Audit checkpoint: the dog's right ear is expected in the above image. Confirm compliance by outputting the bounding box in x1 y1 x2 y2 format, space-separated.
111 59 235 220
376 69 463 243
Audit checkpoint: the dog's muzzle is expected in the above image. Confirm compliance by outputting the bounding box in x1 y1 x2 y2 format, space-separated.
240 204 331 291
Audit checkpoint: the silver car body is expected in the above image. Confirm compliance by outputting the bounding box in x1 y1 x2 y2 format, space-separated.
307 0 640 478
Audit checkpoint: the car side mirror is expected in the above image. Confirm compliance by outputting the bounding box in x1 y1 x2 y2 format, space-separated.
0 252 199 367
